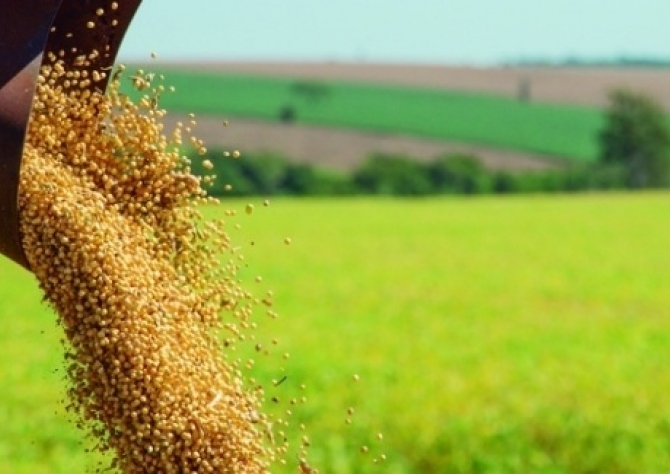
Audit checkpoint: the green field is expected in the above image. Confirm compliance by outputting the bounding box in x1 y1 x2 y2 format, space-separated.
130 70 604 162
3 194 670 472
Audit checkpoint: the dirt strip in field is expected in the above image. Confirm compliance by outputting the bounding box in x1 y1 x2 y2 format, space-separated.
167 115 565 172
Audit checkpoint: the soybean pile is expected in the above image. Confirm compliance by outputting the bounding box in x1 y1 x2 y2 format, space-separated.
17 58 295 472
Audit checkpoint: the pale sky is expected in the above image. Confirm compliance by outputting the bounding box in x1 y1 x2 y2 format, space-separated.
119 0 670 65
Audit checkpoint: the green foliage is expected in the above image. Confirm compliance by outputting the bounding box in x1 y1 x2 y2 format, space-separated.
489 166 621 195
237 153 288 195
427 154 494 194
191 155 255 196
191 148 636 198
135 70 604 162
599 89 670 187
5 195 670 472
189 151 289 196
353 154 434 196
492 170 561 194
282 163 353 196
280 163 318 195
582 163 629 190
190 150 351 197
278 104 297 123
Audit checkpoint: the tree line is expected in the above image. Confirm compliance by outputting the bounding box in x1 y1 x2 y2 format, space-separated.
191 89 670 197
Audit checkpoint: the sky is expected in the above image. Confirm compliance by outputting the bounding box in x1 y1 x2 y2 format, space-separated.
119 0 670 65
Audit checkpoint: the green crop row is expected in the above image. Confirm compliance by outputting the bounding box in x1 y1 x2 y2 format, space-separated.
3 194 670 472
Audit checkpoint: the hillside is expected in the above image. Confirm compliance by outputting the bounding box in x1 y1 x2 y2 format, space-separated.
155 61 670 108
132 62 670 170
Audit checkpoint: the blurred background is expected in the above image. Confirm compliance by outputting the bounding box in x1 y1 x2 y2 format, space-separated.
3 0 670 472
114 0 670 193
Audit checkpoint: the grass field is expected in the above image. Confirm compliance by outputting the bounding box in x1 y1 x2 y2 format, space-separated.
131 71 605 162
3 194 670 472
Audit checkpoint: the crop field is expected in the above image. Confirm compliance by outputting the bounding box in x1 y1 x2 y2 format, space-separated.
120 64 670 171
2 193 670 472
177 62 670 109
137 71 604 162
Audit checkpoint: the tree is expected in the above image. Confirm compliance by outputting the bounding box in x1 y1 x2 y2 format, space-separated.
353 154 434 196
427 154 492 194
238 152 289 195
599 89 670 188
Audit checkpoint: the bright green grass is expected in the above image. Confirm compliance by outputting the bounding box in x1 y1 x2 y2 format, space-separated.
3 193 670 472
127 71 604 162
